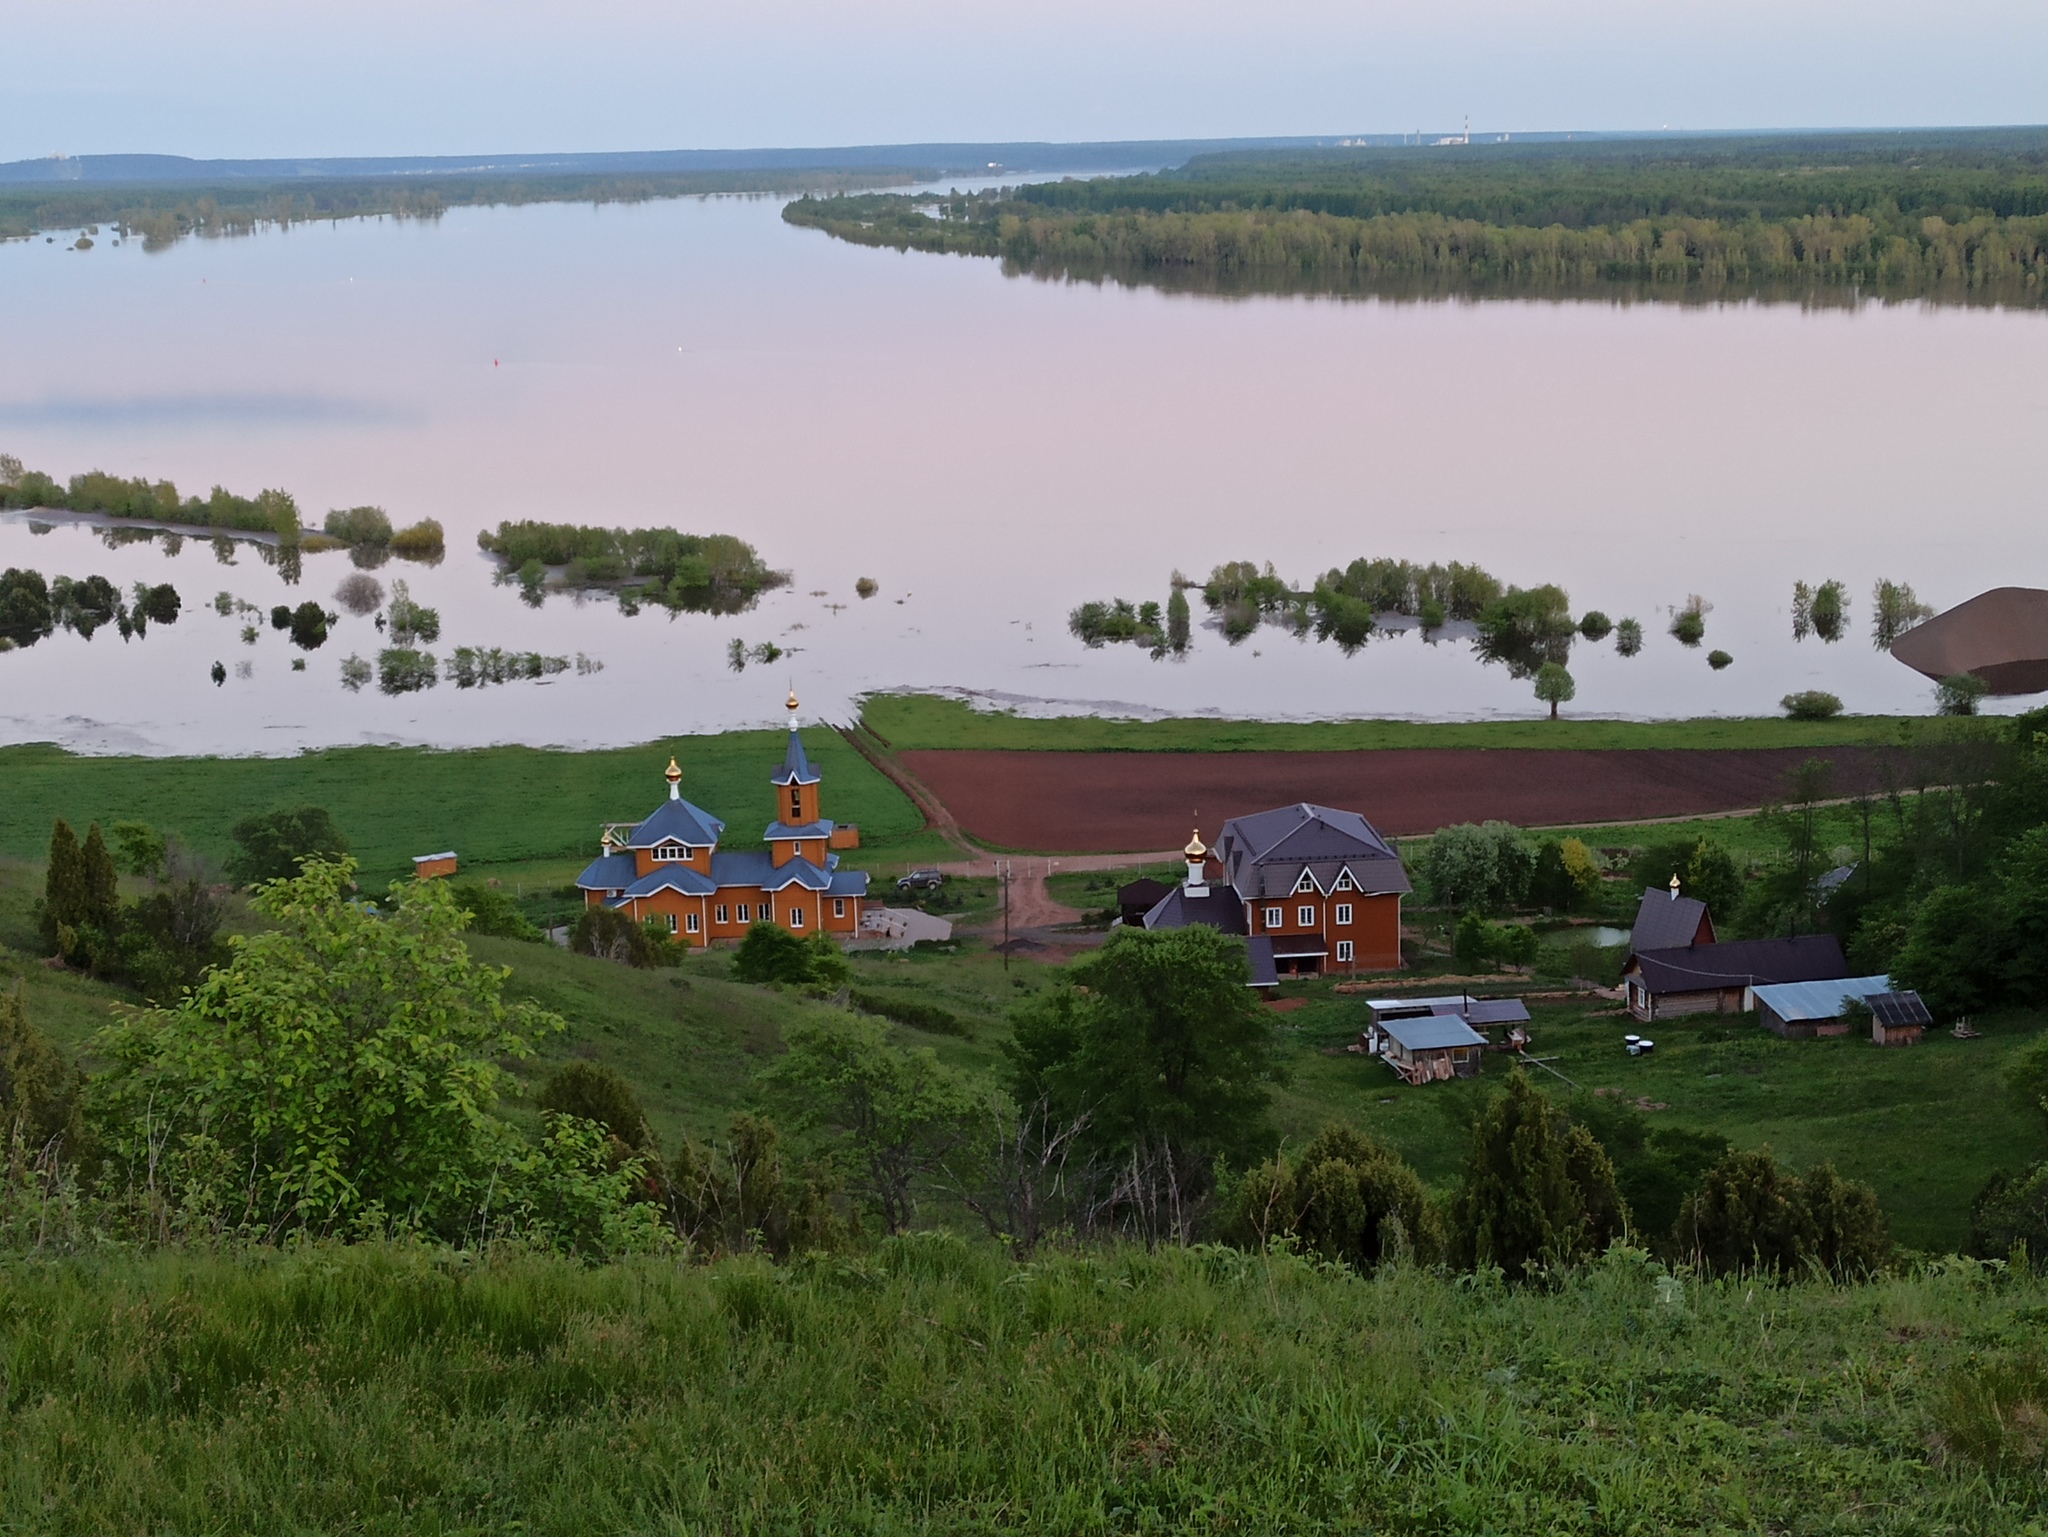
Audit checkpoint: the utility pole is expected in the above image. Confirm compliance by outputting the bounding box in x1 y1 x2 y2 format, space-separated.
1000 860 1011 970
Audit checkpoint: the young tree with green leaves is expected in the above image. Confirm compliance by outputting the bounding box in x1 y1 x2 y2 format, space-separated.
1533 661 1575 718
1006 925 1277 1169
1447 1073 1630 1281
757 1015 978 1235
223 805 349 886
93 858 657 1248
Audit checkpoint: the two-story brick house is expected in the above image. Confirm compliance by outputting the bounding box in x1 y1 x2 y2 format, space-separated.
1142 802 1410 977
574 693 869 945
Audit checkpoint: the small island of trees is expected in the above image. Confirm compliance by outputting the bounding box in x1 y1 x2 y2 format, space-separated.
476 520 787 615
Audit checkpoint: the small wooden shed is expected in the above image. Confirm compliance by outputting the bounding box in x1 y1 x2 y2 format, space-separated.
1373 1014 1487 1085
1869 990 1933 1047
412 850 459 880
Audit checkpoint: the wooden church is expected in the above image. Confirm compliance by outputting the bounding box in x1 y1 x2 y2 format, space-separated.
576 692 869 945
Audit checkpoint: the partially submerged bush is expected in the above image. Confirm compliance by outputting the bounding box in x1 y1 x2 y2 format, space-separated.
1578 610 1612 641
1706 649 1733 671
323 505 393 547
1669 596 1709 647
1782 690 1844 720
1937 673 1989 716
376 647 437 694
390 518 446 562
1614 617 1644 657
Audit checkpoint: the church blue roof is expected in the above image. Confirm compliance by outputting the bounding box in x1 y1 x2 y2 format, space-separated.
764 818 835 842
575 852 639 892
711 849 833 893
619 866 717 900
827 868 869 897
770 728 822 787
626 797 725 849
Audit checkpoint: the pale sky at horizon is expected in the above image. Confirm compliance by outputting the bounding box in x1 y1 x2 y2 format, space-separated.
5 0 2044 163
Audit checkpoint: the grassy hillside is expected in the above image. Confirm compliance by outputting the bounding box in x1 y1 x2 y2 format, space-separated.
3 1240 2044 1532
862 693 1916 754
0 729 928 886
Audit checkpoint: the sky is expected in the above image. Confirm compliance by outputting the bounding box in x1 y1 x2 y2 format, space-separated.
6 0 2045 162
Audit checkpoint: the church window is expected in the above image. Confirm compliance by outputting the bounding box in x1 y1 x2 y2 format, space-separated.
685 912 701 934
715 904 729 924
790 788 803 819
653 843 686 863
789 906 805 928
833 898 846 919
737 903 751 923
662 913 677 934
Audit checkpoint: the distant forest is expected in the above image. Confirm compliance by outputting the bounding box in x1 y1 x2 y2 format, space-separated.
0 168 922 249
783 130 2048 303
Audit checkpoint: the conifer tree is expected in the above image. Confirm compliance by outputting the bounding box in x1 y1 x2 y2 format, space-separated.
39 819 85 952
79 822 120 934
1448 1072 1630 1280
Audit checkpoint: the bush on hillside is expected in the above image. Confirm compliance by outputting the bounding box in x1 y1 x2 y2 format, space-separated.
570 907 678 968
850 988 968 1037
1969 1164 2048 1265
668 1112 849 1259
0 988 90 1168
1674 1147 1890 1279
450 882 541 941
1447 1073 1629 1281
538 1062 653 1152
1225 1125 1442 1272
733 923 847 989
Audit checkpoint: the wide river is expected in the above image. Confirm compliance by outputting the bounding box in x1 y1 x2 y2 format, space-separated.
1 192 2043 754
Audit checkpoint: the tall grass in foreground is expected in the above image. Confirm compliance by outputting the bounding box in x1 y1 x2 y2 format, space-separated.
2 1239 2044 1533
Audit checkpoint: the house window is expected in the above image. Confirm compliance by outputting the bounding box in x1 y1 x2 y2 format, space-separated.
833 898 846 919
1335 903 1353 926
685 912 701 934
1264 906 1283 928
715 904 729 924
1334 870 1354 891
737 903 751 923
1336 940 1354 963
1297 904 1315 927
789 907 805 928
1295 871 1316 894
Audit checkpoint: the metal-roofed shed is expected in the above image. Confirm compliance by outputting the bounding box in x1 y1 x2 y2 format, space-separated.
1374 1013 1487 1084
1751 975 1894 1039
1870 990 1934 1046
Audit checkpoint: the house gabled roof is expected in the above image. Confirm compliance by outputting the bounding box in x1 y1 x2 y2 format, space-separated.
1629 887 1713 953
1626 934 1847 995
770 728 822 787
1215 803 1412 902
626 797 725 850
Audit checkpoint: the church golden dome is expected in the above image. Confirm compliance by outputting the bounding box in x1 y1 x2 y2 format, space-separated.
1184 827 1207 860
664 756 682 784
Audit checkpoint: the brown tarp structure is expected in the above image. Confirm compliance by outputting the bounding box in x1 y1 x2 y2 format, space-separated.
1891 587 2048 696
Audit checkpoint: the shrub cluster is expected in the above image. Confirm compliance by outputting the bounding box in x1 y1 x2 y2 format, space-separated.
476 521 785 615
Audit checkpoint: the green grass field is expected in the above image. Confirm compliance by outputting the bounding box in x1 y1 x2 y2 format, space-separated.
3 1239 2044 1533
0 730 929 887
862 692 1921 753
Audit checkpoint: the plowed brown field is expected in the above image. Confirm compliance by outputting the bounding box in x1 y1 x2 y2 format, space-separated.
898 746 1903 852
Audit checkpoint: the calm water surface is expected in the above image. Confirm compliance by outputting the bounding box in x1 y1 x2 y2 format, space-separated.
1 194 2043 754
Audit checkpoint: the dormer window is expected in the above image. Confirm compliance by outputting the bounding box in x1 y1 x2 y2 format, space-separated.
1334 870 1354 891
652 843 688 863
1294 870 1317 894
